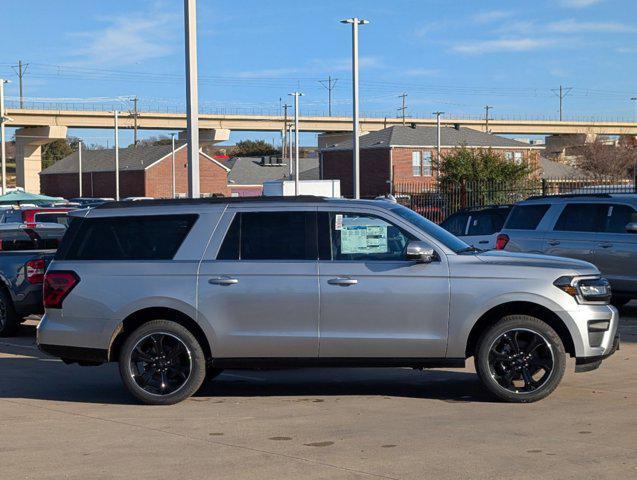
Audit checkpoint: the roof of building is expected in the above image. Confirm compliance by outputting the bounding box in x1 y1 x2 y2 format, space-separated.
320 125 537 151
226 157 319 186
40 143 229 175
539 157 588 179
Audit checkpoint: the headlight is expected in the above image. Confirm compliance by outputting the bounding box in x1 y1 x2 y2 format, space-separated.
554 276 611 304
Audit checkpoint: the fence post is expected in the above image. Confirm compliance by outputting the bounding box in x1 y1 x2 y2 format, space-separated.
541 178 548 196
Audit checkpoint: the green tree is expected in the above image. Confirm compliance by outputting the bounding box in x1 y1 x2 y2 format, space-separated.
437 146 536 207
231 140 279 157
41 137 81 169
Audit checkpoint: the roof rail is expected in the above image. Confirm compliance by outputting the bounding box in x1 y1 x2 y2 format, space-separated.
525 193 618 200
95 195 328 209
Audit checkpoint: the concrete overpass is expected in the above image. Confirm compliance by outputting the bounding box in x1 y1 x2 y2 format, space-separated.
7 108 637 136
6 107 637 193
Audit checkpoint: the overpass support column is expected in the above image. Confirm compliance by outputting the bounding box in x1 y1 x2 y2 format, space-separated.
14 126 67 193
178 128 230 147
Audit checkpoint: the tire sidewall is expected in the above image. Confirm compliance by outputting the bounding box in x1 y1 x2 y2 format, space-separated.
475 315 566 403
119 320 206 405
0 289 18 337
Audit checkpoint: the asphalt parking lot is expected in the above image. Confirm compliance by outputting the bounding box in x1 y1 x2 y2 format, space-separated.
1 309 636 480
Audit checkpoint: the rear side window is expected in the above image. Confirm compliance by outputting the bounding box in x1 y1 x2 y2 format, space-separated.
604 204 637 233
34 212 70 227
440 212 468 236
554 204 607 232
505 205 550 230
217 212 317 261
467 212 506 236
59 215 197 260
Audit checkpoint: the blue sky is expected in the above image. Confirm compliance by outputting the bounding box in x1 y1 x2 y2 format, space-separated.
2 0 637 146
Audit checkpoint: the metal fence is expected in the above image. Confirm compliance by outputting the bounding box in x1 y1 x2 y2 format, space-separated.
393 177 636 223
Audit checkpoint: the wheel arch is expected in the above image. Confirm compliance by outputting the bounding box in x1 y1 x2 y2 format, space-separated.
108 307 212 362
464 301 576 359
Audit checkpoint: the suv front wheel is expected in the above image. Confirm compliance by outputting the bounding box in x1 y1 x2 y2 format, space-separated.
119 320 207 405
475 315 566 403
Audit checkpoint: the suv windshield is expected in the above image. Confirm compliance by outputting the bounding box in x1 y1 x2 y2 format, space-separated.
390 204 470 253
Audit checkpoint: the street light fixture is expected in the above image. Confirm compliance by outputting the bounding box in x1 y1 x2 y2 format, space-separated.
341 17 369 199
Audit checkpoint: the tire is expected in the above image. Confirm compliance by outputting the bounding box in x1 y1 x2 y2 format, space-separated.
611 296 631 308
475 315 566 403
0 289 19 337
119 320 207 405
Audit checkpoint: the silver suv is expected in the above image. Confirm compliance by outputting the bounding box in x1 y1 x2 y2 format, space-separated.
37 197 619 405
497 194 637 306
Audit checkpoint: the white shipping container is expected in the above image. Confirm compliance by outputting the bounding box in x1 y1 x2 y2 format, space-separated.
262 180 341 197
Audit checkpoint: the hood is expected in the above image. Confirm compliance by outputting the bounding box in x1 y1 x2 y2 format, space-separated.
476 250 599 276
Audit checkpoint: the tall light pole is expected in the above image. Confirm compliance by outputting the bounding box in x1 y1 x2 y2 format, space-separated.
114 110 120 201
171 133 177 198
341 17 369 199
78 140 82 197
433 111 444 178
0 79 9 195
184 0 200 198
288 123 293 176
289 92 303 195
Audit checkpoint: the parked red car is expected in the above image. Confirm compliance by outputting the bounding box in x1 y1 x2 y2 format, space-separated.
0 207 76 227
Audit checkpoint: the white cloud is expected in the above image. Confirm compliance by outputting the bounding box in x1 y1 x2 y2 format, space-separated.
472 10 514 24
452 38 555 54
547 18 635 33
559 0 603 7
68 6 179 66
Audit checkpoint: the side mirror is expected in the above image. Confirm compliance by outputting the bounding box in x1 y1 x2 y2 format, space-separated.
625 222 637 233
406 241 437 263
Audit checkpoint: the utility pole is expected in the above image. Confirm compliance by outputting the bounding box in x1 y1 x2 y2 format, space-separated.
282 103 290 164
551 85 572 121
130 96 139 146
398 93 408 125
114 111 120 201
78 141 82 197
184 0 200 198
630 97 637 122
289 92 303 195
484 105 492 133
171 133 176 198
433 111 444 178
11 61 28 109
319 76 338 116
0 79 9 195
341 17 369 199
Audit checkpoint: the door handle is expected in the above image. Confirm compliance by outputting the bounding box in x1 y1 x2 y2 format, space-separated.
598 243 613 249
548 240 560 246
209 276 239 286
327 277 358 286
478 240 489 244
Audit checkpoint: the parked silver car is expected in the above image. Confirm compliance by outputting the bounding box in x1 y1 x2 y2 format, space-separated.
497 193 637 306
37 197 618 405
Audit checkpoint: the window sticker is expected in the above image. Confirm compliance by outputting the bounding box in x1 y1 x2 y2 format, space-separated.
340 225 389 254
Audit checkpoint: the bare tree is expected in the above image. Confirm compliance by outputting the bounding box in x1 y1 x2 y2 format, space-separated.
574 140 637 180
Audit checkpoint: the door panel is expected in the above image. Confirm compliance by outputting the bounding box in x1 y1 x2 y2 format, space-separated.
197 209 320 358
317 210 449 358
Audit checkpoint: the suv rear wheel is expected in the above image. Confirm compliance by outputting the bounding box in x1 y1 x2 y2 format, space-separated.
119 320 206 405
475 315 566 403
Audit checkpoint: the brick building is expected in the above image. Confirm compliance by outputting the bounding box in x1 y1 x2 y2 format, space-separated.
40 143 230 199
320 125 542 197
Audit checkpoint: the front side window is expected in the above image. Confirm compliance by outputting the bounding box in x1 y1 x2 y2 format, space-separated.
603 204 637 233
60 215 197 260
505 204 550 230
554 204 607 232
319 212 415 261
423 151 433 176
412 151 422 176
217 211 316 260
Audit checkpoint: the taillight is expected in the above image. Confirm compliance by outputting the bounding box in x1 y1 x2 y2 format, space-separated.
495 233 509 250
26 259 46 284
43 271 79 309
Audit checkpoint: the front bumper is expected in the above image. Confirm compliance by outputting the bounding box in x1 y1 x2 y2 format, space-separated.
575 333 620 373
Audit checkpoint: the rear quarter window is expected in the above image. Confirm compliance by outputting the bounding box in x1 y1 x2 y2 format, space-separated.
57 215 198 260
504 204 550 230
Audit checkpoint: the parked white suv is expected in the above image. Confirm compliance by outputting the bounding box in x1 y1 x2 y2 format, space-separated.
38 197 619 404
